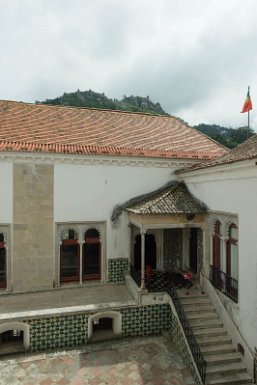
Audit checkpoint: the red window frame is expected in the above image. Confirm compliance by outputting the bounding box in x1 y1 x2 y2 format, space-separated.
213 221 221 270
226 224 238 276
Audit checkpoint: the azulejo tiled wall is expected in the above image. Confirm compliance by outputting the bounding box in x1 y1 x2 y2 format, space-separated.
170 313 202 385
108 258 129 283
26 314 88 352
121 304 171 337
23 303 170 352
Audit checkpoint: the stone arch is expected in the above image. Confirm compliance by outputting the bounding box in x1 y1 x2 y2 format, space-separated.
0 321 30 349
225 220 237 239
88 311 122 340
60 227 79 242
84 227 101 242
211 217 223 235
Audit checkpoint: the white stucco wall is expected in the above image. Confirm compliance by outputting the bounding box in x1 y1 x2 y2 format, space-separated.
54 161 178 260
180 160 257 353
0 162 12 223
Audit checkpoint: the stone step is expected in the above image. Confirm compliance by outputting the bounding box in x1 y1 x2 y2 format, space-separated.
184 305 215 313
190 318 223 329
205 352 242 366
180 299 212 306
196 335 231 346
178 293 209 300
178 290 253 385
201 343 236 355
186 312 219 320
193 327 227 337
206 362 247 375
206 371 252 385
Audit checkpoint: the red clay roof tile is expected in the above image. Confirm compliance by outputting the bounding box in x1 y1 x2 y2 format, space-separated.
0 100 228 160
177 134 257 172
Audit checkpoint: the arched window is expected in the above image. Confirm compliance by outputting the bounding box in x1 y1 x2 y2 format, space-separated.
83 229 101 281
212 221 221 270
60 229 79 283
0 233 6 288
225 223 238 301
226 224 238 279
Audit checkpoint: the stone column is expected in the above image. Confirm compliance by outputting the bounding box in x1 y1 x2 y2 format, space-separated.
140 229 146 289
79 241 83 284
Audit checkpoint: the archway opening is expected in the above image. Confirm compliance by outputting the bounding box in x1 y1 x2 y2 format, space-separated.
0 330 25 355
88 312 122 343
91 317 115 342
134 234 156 271
189 228 198 274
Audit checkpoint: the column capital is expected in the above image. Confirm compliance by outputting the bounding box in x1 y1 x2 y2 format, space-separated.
140 227 147 235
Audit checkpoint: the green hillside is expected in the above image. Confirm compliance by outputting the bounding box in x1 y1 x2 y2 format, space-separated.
38 89 167 115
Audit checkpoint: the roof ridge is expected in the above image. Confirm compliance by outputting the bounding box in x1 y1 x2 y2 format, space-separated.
0 99 175 119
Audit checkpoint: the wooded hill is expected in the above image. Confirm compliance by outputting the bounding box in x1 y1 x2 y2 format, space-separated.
38 89 167 115
38 90 254 149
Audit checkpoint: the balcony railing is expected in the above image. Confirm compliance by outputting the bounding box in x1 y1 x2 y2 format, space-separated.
130 265 206 384
209 265 238 303
130 264 141 287
167 283 206 384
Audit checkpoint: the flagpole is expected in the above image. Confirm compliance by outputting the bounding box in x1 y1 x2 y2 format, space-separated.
247 111 249 138
248 86 250 138
241 86 252 139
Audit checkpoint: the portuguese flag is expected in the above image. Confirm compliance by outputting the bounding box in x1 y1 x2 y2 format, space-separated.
241 88 252 113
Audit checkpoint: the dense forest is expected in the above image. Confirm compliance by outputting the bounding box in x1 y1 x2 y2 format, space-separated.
38 90 255 149
194 124 254 149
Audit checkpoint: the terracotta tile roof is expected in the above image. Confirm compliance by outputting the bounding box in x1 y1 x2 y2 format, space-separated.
177 134 257 173
125 181 208 215
0 100 228 159
111 181 207 222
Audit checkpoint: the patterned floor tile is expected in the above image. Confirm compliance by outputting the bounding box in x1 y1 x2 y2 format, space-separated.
0 336 196 385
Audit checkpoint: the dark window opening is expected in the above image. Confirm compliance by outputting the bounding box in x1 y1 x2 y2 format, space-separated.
93 318 113 332
60 239 79 283
1 330 24 343
134 234 156 271
189 228 198 274
83 229 101 281
0 234 6 288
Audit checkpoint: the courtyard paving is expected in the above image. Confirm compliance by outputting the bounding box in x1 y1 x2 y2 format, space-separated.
0 284 135 315
0 335 196 385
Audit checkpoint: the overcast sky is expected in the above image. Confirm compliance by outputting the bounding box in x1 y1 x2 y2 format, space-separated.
1 0 257 129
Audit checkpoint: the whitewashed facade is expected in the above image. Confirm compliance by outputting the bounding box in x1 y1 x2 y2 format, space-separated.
179 159 257 353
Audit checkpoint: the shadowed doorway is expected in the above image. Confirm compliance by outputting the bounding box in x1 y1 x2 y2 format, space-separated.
134 234 156 271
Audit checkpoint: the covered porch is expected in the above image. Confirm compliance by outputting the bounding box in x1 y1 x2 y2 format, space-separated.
125 182 209 293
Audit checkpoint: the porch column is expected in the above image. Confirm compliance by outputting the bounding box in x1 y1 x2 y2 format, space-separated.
140 228 146 289
79 241 83 284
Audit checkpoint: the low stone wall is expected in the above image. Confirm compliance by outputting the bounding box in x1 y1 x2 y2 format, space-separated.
170 312 203 385
22 303 171 352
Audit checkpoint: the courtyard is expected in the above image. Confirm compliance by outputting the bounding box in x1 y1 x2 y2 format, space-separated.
0 335 195 385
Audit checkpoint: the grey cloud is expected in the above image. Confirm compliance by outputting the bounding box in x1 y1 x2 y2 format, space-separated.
1 0 257 129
